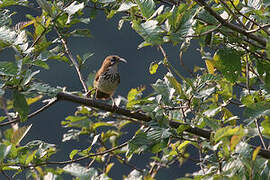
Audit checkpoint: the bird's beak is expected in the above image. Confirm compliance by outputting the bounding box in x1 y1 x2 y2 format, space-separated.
119 58 127 63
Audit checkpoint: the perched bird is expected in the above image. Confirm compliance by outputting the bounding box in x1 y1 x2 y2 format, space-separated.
93 55 127 104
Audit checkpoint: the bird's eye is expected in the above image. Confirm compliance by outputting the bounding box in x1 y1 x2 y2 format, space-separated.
111 57 117 63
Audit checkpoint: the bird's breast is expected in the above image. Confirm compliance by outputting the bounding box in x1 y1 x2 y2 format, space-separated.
95 71 120 94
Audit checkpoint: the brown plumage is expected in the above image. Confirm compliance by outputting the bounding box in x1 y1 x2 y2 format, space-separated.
94 55 127 100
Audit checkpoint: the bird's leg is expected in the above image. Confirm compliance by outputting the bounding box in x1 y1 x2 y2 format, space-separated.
84 88 96 98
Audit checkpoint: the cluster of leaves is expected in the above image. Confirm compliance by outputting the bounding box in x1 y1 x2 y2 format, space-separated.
0 0 270 179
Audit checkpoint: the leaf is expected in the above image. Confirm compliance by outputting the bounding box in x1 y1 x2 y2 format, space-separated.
244 102 270 124
70 29 91 37
105 163 114 174
135 0 155 18
149 61 159 74
23 70 40 86
13 90 29 122
205 59 215 74
0 26 17 48
36 0 53 16
11 125 32 145
203 106 221 118
214 126 245 143
213 47 242 82
27 82 62 97
0 143 11 161
117 2 137 12
63 163 98 180
126 86 145 108
98 0 116 3
252 146 261 161
62 129 81 142
69 149 79 160
132 20 164 45
26 95 42 105
166 73 183 96
64 1 84 16
0 61 17 76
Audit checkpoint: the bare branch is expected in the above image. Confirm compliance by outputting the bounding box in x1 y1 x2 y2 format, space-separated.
55 29 88 93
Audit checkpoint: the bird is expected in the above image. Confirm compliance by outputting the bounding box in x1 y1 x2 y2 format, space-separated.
93 55 127 105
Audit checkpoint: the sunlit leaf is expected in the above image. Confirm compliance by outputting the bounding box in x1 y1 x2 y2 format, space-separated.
149 61 159 74
205 59 215 74
11 125 32 145
117 2 137 12
63 163 98 180
69 149 79 160
135 0 155 18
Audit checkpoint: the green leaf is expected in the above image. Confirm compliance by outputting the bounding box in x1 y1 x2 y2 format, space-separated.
135 0 155 18
62 129 81 142
64 1 84 16
117 2 137 12
13 90 29 122
36 0 53 16
166 73 183 96
0 26 16 48
214 126 244 143
23 70 40 86
27 82 62 97
132 20 164 45
0 61 17 76
11 125 32 145
243 102 270 124
149 61 159 74
0 9 13 26
98 0 116 3
70 29 91 37
213 47 242 82
69 149 79 160
0 143 11 161
63 163 98 180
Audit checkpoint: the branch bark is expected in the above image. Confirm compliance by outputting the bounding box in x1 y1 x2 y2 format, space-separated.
56 92 270 159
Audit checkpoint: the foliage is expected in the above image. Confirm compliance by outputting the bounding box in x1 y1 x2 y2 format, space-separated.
0 0 269 179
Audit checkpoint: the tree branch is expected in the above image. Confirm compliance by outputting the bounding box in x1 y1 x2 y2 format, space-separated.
56 92 270 159
193 0 267 47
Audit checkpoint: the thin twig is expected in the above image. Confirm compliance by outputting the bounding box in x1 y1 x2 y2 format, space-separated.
255 118 266 149
0 98 58 127
55 29 88 93
193 0 267 47
15 141 128 168
183 24 222 38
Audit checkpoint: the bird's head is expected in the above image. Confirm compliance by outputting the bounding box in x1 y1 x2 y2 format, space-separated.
102 55 127 68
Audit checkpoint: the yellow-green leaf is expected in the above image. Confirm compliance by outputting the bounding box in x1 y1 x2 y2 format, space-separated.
105 163 114 174
149 61 159 74
11 125 32 145
205 59 215 74
252 146 261 161
69 149 79 160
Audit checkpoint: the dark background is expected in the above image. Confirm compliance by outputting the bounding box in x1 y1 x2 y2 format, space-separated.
2 4 205 179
